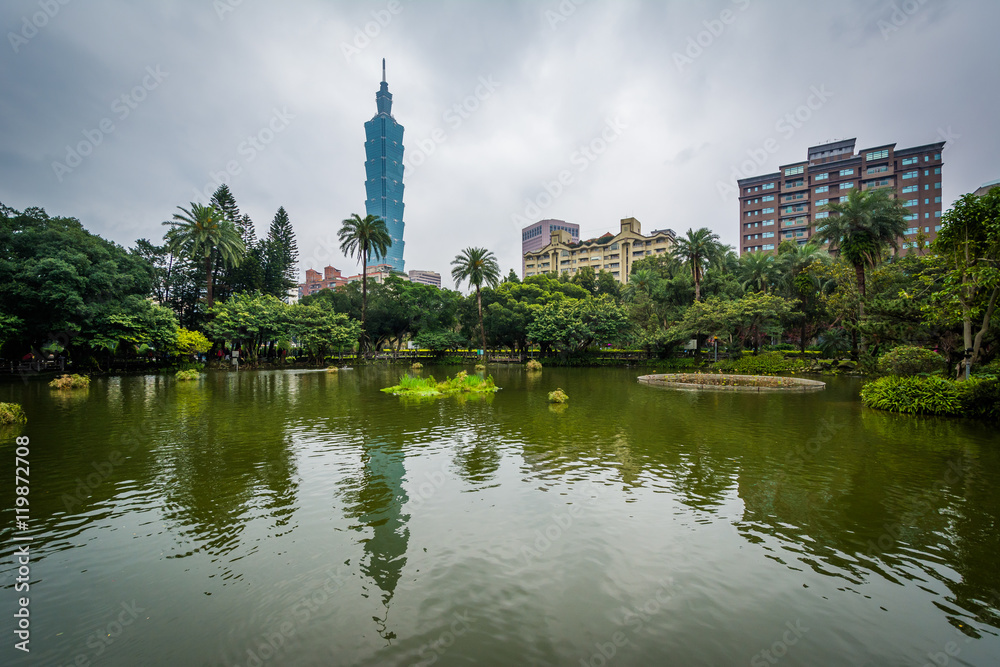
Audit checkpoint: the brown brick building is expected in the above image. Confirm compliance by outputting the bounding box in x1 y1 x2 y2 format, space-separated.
737 138 945 255
298 266 347 298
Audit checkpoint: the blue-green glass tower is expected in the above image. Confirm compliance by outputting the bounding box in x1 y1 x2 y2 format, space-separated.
364 59 405 272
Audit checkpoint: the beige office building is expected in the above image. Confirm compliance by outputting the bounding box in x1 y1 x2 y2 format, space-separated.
522 217 675 284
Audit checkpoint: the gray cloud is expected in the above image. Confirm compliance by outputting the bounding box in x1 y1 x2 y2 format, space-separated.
2 0 998 289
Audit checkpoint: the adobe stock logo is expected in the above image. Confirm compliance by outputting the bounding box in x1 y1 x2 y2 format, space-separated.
8 0 71 54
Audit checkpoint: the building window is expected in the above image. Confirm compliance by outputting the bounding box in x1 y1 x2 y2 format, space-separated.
903 185 918 193
816 212 829 219
905 199 918 207
762 182 775 190
934 153 941 160
934 167 941 174
935 211 941 217
763 232 774 238
935 196 941 203
840 168 854 176
935 182 941 189
840 182 854 189
905 227 918 235
814 173 829 181
784 165 804 176
786 179 804 188
762 219 774 226
902 170 918 179
905 214 917 221
816 199 828 206
902 157 918 166
866 165 888 174
935 225 942 231
924 227 930 233
762 207 774 214
815 186 829 193
866 149 889 160
762 195 774 202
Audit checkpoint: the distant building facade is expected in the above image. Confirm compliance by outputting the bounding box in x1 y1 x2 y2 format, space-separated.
364 59 406 272
974 178 999 196
298 266 347 298
737 138 945 255
345 263 397 285
521 219 580 255
522 217 675 284
408 270 441 288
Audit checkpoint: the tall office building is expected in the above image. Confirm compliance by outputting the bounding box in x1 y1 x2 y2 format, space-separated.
364 59 406 272
737 138 945 255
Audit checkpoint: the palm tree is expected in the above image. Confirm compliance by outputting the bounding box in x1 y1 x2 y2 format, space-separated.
671 227 724 302
738 252 777 293
811 187 909 298
338 213 392 329
775 242 830 297
162 203 245 309
451 247 500 351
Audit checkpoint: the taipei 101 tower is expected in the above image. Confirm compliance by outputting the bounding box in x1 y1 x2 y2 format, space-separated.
363 58 405 272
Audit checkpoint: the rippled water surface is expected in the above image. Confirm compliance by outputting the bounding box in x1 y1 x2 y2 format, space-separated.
2 367 999 666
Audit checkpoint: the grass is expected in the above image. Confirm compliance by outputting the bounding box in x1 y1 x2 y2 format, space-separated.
0 403 27 425
382 370 499 398
48 374 90 389
175 369 201 381
526 359 543 371
548 388 568 403
669 373 802 388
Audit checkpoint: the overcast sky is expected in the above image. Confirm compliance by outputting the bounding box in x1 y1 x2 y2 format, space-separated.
2 0 998 290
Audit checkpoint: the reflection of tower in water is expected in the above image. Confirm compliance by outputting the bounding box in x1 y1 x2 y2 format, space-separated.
346 440 409 641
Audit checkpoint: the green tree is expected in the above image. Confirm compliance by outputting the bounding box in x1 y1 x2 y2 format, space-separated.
287 304 362 362
263 206 298 299
672 227 725 302
738 252 778 293
162 203 245 309
338 213 392 331
451 247 501 350
926 188 1000 374
812 187 909 298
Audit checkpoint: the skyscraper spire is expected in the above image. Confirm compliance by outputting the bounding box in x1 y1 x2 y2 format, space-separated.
382 58 386 83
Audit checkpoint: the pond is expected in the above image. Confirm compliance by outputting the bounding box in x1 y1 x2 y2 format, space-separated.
1 367 999 666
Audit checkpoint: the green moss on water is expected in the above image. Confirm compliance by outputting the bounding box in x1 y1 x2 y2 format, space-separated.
382 370 498 398
0 403 27 425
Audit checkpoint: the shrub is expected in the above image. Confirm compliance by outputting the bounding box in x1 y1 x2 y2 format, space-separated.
382 371 498 397
877 346 946 376
49 374 90 389
548 388 568 403
860 376 963 415
526 359 543 372
0 403 27 425
474 363 486 371
411 362 423 370
175 369 201 381
767 343 796 351
713 352 805 375
959 376 1000 420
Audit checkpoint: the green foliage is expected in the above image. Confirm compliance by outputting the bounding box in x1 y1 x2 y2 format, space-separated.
175 369 201 381
527 295 630 352
173 327 211 356
162 202 245 307
526 359 543 371
712 351 806 375
547 388 569 403
49 374 90 389
382 370 498 397
0 402 27 425
877 346 946 376
960 376 1000 420
861 375 963 415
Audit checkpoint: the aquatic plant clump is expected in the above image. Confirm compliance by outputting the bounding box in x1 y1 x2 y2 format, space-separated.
474 363 486 371
548 388 568 403
411 362 423 370
175 369 201 381
0 402 27 425
327 366 339 373
49 374 90 390
526 359 543 372
382 370 499 398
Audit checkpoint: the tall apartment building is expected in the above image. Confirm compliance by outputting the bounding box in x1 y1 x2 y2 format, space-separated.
521 219 580 255
364 59 406 272
737 138 945 255
407 270 441 288
523 217 675 284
